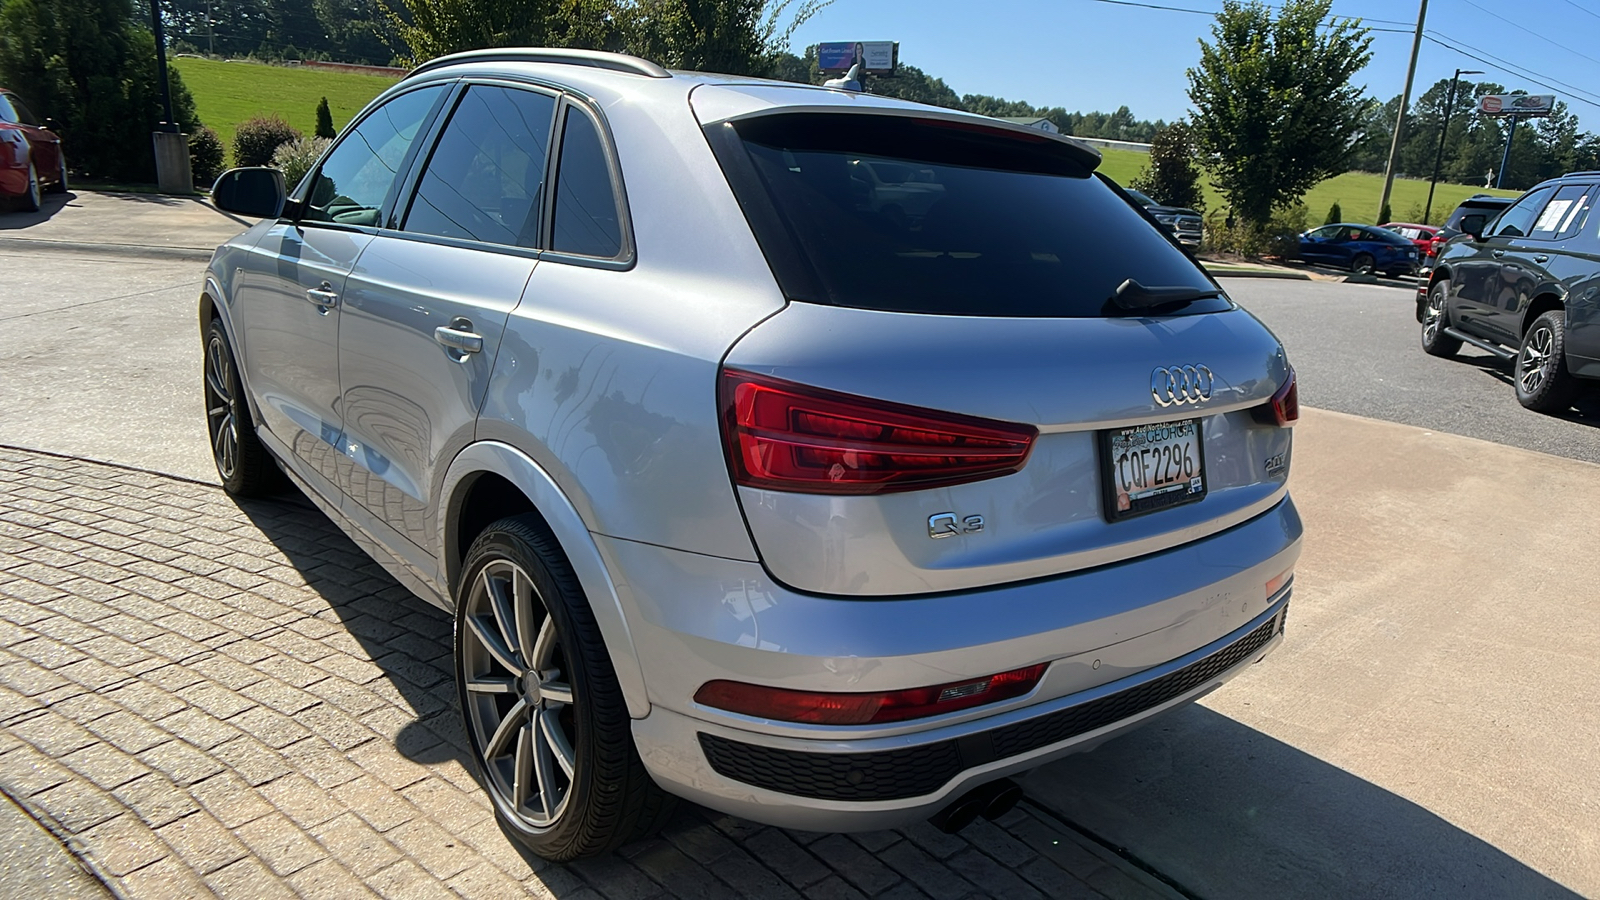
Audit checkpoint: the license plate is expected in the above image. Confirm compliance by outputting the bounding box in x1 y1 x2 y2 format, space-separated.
1101 418 1206 521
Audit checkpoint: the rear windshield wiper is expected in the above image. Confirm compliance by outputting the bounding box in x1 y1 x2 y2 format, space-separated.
1110 279 1221 311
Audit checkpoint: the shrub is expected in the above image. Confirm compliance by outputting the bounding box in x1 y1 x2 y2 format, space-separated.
315 97 335 139
189 126 225 188
271 136 330 194
233 114 302 168
1205 203 1308 258
1324 202 1342 224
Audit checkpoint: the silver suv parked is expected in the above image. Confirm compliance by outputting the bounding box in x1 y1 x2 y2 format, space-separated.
203 48 1303 861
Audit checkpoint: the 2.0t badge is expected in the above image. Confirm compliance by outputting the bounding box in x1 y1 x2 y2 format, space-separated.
1151 365 1214 407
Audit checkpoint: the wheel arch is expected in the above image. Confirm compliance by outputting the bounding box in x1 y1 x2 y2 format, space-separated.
439 441 649 718
1521 292 1565 337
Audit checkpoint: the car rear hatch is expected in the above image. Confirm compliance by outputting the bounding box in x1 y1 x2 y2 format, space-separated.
698 98 1296 596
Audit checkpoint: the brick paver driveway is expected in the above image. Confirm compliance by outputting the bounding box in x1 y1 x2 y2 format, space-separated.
0 447 1170 900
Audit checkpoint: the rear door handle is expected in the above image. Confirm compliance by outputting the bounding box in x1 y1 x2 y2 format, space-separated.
305 281 339 311
1491 250 1506 258
434 318 483 357
1534 254 1550 263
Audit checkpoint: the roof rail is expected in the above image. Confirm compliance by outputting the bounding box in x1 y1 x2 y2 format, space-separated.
409 48 671 80
1562 170 1600 177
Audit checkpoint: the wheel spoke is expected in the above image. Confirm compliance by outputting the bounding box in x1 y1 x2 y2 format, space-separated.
484 696 529 760
531 614 558 671
514 568 539 671
465 675 517 694
533 721 559 819
540 680 573 706
484 568 522 663
512 721 534 811
465 612 524 677
540 707 576 778
206 368 230 402
207 403 229 420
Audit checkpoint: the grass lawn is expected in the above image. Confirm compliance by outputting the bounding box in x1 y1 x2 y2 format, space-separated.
173 58 398 165
1097 145 1519 227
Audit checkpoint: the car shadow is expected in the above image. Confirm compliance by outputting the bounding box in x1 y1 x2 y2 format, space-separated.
1457 352 1600 427
0 190 73 228
1023 705 1583 900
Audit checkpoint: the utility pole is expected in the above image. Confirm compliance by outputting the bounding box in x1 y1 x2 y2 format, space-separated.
149 0 176 130
207 0 215 56
1424 68 1482 224
1379 0 1428 222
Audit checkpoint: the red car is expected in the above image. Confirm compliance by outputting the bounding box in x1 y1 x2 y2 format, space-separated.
1381 221 1439 258
0 88 66 212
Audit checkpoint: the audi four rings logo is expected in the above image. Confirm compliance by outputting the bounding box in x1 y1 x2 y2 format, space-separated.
1151 365 1215 406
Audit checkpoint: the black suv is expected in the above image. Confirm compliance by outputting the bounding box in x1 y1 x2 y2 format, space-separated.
1423 194 1515 270
1419 172 1600 411
1126 188 1202 249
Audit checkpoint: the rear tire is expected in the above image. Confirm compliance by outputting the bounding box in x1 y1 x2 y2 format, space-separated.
1515 310 1579 413
1350 253 1375 275
204 318 280 496
1421 280 1462 358
455 516 673 861
17 162 40 212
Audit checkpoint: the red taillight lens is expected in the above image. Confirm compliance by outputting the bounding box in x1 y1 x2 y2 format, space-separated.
719 369 1036 495
694 664 1048 725
1254 368 1299 427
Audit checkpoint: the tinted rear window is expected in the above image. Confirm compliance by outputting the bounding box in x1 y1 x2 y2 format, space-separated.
715 113 1225 318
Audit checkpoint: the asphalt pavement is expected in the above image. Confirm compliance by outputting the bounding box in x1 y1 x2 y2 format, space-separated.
1225 277 1600 463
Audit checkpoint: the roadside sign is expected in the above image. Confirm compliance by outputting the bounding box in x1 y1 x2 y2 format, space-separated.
1477 94 1556 117
817 41 898 74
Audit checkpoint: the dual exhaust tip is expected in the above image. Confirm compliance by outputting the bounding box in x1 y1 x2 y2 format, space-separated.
928 778 1024 834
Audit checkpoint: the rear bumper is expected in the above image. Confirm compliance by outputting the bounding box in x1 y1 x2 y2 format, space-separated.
602 495 1302 830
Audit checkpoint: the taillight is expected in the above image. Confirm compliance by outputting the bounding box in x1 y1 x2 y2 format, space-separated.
719 369 1036 495
694 664 1048 725
1253 368 1299 427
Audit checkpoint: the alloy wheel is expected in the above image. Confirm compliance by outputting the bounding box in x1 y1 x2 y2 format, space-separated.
204 335 239 480
461 559 577 828
1518 325 1555 396
1422 291 1446 343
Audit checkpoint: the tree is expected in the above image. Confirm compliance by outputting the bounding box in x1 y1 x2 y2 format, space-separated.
1324 201 1341 224
1130 122 1204 211
1187 0 1372 229
315 96 335 138
0 0 201 182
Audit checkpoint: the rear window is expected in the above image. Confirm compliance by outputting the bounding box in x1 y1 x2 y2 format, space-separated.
713 113 1226 318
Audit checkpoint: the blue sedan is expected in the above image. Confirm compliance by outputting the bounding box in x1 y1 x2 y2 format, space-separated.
1297 223 1419 276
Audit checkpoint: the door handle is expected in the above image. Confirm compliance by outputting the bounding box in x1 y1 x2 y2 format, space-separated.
1491 250 1506 258
434 318 483 358
1534 254 1550 263
305 281 339 310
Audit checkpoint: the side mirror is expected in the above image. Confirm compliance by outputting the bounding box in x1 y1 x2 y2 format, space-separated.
210 167 286 218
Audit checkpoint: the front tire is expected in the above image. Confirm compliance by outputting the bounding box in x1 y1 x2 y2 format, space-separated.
455 516 673 861
203 318 279 495
1515 310 1579 413
1350 252 1375 275
1421 280 1462 357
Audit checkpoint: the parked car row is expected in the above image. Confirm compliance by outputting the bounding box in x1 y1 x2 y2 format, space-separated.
1420 171 1600 413
0 87 66 211
1297 222 1420 276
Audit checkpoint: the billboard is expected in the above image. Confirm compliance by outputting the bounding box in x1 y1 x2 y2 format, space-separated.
1478 94 1556 117
817 41 898 74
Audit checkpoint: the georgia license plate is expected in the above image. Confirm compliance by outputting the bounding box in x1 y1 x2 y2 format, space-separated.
1101 418 1206 521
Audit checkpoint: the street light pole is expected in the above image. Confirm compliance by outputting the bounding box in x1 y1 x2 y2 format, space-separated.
149 0 176 131
1424 68 1482 224
1379 0 1429 222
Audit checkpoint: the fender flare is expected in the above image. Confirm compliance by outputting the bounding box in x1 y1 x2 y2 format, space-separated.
438 441 650 718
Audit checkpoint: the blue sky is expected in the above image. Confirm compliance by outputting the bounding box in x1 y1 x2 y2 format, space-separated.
788 0 1600 131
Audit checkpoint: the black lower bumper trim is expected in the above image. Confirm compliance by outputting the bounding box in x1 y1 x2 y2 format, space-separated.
698 608 1285 802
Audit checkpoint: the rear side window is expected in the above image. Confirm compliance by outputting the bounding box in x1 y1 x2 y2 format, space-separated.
1529 184 1592 240
403 85 557 248
1488 187 1555 239
551 107 623 258
714 113 1223 318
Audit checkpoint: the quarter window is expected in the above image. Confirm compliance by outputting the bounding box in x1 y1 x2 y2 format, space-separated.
551 107 623 258
302 86 443 227
403 85 557 247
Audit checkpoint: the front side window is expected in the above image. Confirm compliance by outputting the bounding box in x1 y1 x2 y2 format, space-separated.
303 86 443 227
0 94 17 124
551 107 624 258
1307 225 1341 240
1488 187 1556 239
7 95 38 126
403 85 557 247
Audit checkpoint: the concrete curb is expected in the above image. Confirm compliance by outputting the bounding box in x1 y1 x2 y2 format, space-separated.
0 237 214 262
1205 267 1312 281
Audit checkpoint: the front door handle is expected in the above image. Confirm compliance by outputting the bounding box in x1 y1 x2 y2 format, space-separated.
434 318 483 359
305 281 339 311
1534 254 1550 263
1492 250 1506 258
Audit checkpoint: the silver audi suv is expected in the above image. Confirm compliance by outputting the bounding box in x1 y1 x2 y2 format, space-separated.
201 48 1303 861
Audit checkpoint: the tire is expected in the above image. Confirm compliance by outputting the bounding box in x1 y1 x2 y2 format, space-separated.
17 162 40 212
1350 253 1375 275
1420 279 1462 357
1515 310 1580 413
455 516 674 861
45 153 67 194
203 318 280 495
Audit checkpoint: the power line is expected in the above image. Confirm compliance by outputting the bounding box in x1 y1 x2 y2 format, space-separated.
1073 0 1416 31
1422 33 1600 113
1558 0 1600 23
1457 0 1600 70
